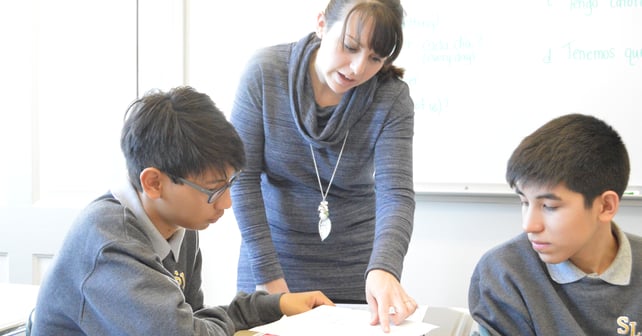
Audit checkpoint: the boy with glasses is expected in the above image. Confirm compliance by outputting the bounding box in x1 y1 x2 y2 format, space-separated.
32 86 333 335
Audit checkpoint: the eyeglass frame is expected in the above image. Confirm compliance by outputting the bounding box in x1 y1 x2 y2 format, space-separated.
169 171 241 204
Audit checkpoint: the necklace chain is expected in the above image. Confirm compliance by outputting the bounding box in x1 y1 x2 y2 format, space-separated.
310 130 349 201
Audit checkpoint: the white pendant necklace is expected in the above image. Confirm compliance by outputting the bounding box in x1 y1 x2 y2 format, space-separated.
309 130 349 241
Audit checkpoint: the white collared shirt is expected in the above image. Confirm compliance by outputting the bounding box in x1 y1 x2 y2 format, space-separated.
110 177 185 261
547 223 632 286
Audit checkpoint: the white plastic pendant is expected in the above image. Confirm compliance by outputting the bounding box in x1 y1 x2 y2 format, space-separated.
318 200 331 241
319 217 331 241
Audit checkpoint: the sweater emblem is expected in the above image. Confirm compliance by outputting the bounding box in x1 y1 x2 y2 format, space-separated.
173 270 186 290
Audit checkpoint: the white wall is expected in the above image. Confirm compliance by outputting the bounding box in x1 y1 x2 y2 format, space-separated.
0 0 136 285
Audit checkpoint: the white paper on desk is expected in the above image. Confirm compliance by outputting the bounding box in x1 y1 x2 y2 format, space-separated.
251 305 437 336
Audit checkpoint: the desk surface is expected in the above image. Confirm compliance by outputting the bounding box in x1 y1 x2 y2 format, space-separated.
0 283 39 332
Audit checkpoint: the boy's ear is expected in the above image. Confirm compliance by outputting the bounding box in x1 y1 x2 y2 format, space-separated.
315 12 326 38
596 190 620 223
139 167 164 200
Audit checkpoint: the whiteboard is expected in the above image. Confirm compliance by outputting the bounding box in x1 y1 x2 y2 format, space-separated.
186 0 642 194
397 1 642 193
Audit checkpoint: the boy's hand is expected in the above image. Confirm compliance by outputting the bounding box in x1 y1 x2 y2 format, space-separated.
279 291 334 316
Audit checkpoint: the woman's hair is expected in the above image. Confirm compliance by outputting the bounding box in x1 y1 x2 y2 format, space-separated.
324 0 405 81
506 113 630 207
121 86 245 192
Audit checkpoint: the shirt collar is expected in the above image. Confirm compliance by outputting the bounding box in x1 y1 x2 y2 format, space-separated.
110 176 185 261
547 223 631 285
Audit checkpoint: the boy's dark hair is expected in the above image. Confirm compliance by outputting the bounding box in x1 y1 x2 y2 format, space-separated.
121 86 245 192
506 113 630 208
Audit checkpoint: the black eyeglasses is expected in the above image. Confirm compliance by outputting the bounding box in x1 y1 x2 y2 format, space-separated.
171 171 241 204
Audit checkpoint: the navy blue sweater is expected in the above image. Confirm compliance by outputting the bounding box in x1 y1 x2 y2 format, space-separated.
32 191 283 335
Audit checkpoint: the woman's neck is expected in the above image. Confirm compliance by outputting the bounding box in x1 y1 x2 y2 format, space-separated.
309 51 342 107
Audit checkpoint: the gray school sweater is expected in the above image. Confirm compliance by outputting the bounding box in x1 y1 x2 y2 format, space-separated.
32 186 283 335
468 227 642 335
230 32 415 301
